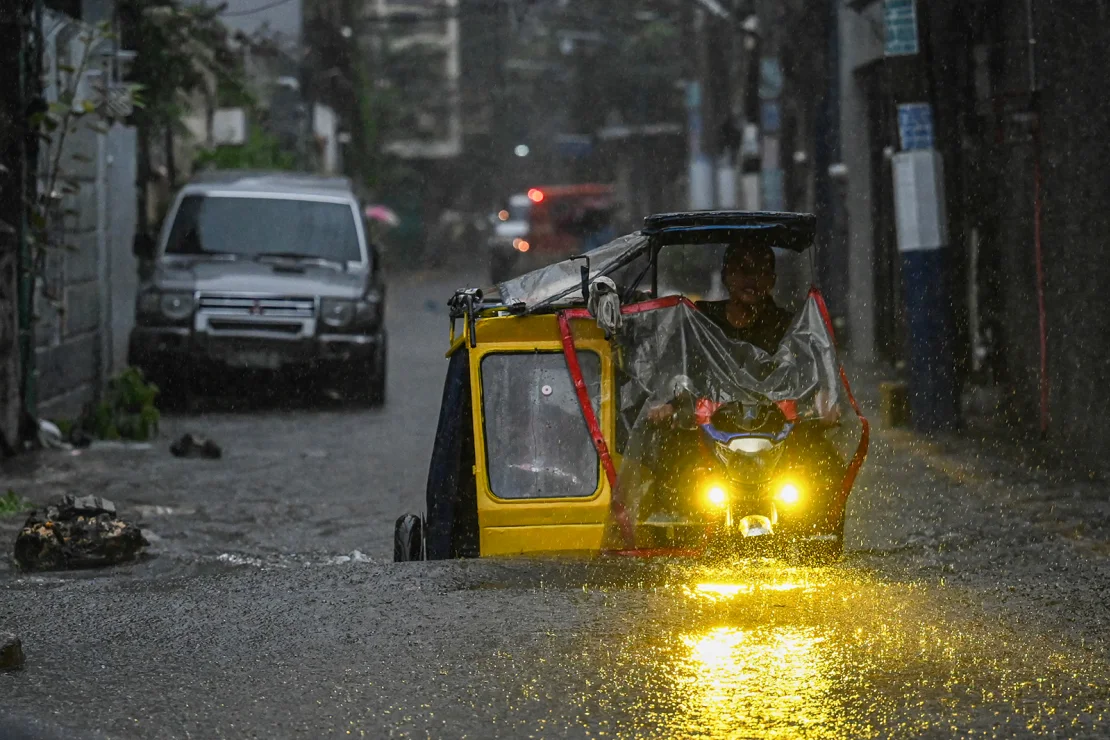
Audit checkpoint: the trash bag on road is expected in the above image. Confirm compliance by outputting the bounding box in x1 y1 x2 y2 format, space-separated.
12 495 149 571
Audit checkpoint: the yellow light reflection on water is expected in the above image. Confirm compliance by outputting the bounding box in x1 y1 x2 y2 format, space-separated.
675 625 835 738
692 583 753 599
685 580 817 602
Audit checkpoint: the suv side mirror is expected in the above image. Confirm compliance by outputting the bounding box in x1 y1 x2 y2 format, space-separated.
133 232 156 261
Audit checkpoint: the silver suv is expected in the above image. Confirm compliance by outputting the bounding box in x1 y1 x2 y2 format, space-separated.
128 171 387 406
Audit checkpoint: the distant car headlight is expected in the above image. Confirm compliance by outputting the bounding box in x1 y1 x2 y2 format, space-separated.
159 292 195 321
320 298 356 328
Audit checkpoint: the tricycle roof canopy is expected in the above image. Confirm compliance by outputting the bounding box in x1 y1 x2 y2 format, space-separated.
642 211 816 252
495 210 816 313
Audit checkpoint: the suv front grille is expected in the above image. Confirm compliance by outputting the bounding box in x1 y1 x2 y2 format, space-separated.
198 295 316 319
207 319 303 335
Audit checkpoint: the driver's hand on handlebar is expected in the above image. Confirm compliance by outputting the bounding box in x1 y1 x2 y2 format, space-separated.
647 403 675 424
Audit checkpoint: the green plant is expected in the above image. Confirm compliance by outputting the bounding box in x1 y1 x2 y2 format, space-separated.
53 417 75 439
193 124 297 171
80 367 161 442
0 490 32 518
119 0 245 135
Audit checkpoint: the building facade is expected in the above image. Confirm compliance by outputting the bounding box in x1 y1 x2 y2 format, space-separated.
837 0 1110 466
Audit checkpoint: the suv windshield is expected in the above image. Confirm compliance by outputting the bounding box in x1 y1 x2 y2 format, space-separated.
164 195 363 263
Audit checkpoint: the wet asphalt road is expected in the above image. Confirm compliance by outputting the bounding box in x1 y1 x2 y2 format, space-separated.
3 269 1110 738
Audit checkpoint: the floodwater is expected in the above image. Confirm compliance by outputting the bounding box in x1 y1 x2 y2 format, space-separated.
3 271 1109 738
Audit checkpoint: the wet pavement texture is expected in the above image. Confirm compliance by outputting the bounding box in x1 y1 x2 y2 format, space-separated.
2 270 1110 738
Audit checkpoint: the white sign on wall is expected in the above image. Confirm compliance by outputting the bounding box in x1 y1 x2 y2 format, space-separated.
212 108 247 146
892 149 947 251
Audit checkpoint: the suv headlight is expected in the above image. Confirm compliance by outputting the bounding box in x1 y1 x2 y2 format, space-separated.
321 296 381 330
320 298 356 328
138 291 194 322
160 293 195 321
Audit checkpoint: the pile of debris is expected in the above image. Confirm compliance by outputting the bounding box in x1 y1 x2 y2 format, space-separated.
13 495 148 571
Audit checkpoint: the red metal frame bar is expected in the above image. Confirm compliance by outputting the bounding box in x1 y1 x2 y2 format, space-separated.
808 287 871 528
557 311 635 547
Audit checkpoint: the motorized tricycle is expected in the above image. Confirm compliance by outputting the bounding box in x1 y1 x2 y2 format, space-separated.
395 211 869 564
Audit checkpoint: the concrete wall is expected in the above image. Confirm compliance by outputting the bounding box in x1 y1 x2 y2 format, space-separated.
105 125 139 377
991 0 1110 462
34 119 138 420
34 12 138 420
838 0 1110 466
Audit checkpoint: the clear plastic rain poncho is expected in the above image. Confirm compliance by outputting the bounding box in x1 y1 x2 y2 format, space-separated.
600 292 846 548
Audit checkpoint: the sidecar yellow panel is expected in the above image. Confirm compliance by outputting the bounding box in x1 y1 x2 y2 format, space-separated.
466 313 616 556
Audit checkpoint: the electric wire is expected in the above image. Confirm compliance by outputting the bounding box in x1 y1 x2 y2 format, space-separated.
221 0 297 18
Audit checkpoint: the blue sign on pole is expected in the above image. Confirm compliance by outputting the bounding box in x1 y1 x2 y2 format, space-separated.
760 101 781 134
758 57 783 100
761 169 785 212
686 80 702 111
883 0 919 56
897 103 934 151
687 81 702 157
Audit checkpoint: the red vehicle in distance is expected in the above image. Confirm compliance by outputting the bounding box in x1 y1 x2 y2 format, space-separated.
488 183 617 284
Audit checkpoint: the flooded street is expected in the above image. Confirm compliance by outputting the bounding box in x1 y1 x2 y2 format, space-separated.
4 0 1110 736
3 268 1109 738
2 557 1109 737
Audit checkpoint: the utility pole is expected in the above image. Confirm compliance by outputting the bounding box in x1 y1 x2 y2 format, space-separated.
737 8 761 212
687 5 715 210
751 0 784 214
687 0 736 211
707 7 735 209
884 0 959 432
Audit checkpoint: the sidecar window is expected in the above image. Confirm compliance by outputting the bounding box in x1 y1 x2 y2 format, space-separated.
481 351 601 500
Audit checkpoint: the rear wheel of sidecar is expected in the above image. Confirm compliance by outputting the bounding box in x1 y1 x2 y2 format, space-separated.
393 514 424 562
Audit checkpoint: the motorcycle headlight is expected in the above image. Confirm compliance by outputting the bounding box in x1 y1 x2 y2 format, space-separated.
159 292 195 321
705 483 729 509
728 437 774 454
718 440 784 484
775 480 804 506
320 298 355 328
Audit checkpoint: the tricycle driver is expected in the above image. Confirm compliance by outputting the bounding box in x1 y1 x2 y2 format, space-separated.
637 241 843 518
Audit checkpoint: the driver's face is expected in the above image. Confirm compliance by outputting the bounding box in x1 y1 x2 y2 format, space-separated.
723 248 775 305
